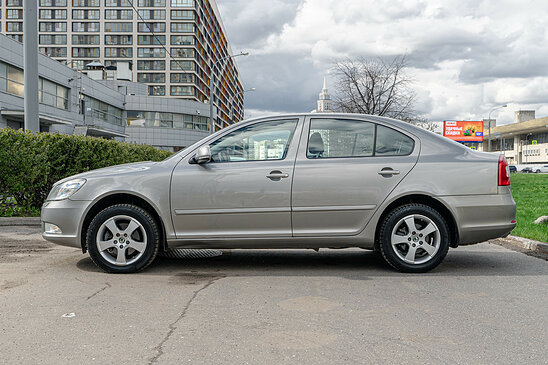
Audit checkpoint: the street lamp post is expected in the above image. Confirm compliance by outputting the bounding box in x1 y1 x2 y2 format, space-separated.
209 52 249 134
228 87 256 125
488 104 507 152
525 133 532 164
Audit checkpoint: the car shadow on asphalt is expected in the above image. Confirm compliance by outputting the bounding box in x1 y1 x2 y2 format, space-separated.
75 246 546 278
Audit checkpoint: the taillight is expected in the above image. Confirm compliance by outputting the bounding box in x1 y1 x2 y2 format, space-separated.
498 155 510 186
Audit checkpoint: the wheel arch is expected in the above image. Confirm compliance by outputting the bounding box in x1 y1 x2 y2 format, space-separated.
80 193 168 254
374 194 459 250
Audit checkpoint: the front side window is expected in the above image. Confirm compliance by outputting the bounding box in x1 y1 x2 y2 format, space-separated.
307 119 374 159
209 119 298 163
375 125 414 156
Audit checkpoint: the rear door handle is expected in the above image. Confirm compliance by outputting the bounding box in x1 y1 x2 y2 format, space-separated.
378 168 400 176
267 171 289 180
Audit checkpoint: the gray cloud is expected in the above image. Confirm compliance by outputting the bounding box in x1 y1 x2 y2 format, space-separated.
218 0 301 49
237 54 323 113
218 0 548 123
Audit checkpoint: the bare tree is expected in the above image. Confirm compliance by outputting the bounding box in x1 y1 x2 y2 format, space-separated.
332 56 416 119
405 116 441 134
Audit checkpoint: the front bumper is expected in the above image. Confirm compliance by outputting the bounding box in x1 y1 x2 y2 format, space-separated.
440 191 517 245
41 199 91 248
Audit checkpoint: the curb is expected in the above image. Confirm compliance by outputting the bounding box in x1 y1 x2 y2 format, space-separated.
491 235 548 260
0 217 41 227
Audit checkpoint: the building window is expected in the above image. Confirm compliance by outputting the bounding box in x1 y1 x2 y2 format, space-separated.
39 9 67 19
170 60 193 71
39 22 67 32
105 47 133 58
39 35 67 45
6 0 23 6
39 47 68 57
7 9 23 19
138 10 166 20
148 86 166 96
73 0 100 6
7 34 23 42
104 22 133 32
170 22 194 33
171 10 194 20
104 9 133 20
138 35 165 45
137 22 166 33
170 35 193 45
127 111 208 130
138 0 166 6
83 95 123 126
170 73 194 83
72 47 100 58
105 35 133 45
39 0 67 6
137 47 166 58
170 85 193 96
72 10 100 20
137 73 165 83
6 22 24 32
72 22 100 32
170 0 194 7
170 48 194 58
40 78 69 110
0 61 24 97
72 35 100 45
105 0 131 6
137 60 165 70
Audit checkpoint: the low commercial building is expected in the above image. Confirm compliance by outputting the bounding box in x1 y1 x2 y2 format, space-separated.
479 110 548 164
0 34 210 151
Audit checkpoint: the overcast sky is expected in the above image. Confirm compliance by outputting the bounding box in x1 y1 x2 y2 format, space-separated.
218 0 548 124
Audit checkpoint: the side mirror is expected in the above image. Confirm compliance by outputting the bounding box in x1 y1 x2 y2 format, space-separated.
192 145 212 164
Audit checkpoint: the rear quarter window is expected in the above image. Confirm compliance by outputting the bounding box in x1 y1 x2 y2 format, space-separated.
375 125 414 156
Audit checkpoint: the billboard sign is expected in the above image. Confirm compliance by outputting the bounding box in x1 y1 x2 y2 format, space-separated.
443 121 484 142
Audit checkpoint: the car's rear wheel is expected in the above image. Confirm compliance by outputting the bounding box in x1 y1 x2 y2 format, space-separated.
379 204 449 273
536 170 541 173
87 204 160 273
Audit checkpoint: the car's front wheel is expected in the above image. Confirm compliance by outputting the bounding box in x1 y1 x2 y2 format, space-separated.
87 204 160 273
379 204 450 273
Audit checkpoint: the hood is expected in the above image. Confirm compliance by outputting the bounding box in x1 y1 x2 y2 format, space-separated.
54 161 158 186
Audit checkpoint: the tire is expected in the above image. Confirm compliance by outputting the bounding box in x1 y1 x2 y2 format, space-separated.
379 204 450 273
87 204 160 273
536 170 541 173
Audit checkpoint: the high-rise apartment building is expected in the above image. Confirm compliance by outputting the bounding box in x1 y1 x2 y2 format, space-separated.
0 0 244 130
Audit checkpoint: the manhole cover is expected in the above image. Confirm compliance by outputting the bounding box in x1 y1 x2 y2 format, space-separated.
159 248 223 259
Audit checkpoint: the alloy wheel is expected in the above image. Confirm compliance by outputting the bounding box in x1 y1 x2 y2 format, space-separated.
390 214 441 265
96 215 148 266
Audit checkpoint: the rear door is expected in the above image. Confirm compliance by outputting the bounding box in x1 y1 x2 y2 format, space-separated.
291 116 419 236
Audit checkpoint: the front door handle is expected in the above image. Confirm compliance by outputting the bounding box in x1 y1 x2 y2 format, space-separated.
267 171 289 180
378 168 400 176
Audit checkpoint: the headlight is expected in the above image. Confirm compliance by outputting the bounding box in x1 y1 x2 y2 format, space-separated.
48 178 87 201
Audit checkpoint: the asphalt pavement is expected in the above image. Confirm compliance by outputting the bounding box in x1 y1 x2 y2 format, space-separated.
0 225 546 365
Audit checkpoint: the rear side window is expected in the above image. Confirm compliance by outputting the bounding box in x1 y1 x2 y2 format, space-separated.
375 125 414 156
307 118 374 158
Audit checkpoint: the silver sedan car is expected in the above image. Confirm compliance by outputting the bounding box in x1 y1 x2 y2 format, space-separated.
41 113 516 273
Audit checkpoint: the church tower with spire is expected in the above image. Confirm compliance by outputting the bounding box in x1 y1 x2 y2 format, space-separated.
316 77 333 112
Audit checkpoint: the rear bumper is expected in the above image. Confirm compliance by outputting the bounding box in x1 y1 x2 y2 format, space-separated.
41 199 91 248
439 192 516 245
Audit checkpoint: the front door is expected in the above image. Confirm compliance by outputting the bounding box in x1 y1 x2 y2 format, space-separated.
171 118 302 239
291 117 419 236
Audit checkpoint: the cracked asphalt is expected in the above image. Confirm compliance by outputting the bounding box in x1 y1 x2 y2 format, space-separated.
0 225 547 365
